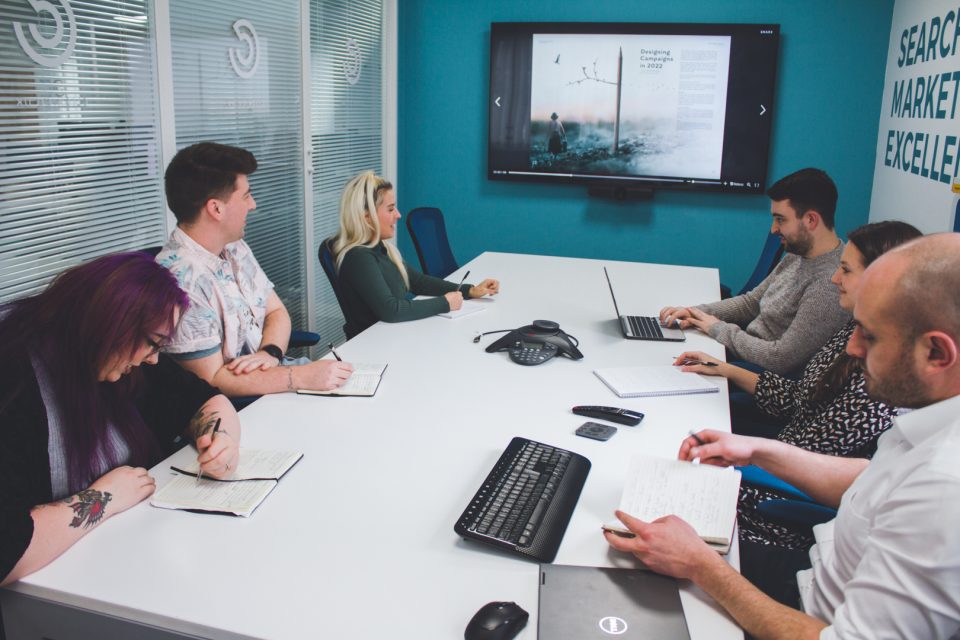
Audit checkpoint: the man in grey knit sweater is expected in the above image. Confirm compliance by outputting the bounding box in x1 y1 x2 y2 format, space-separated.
660 169 849 376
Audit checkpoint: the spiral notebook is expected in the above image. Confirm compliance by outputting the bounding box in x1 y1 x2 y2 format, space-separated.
593 366 719 398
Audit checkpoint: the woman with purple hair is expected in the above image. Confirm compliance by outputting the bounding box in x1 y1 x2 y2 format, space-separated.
0 252 241 585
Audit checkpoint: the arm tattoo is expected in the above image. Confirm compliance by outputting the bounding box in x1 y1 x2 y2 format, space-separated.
62 489 112 529
188 408 221 440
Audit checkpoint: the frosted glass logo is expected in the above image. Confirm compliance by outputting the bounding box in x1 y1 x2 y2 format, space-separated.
13 0 78 68
344 37 361 85
228 19 260 79
598 616 628 635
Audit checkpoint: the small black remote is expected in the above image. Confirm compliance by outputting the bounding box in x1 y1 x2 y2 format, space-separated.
571 405 644 426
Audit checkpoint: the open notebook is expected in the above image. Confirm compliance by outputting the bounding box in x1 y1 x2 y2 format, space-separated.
297 363 387 397
152 449 302 517
607 455 741 554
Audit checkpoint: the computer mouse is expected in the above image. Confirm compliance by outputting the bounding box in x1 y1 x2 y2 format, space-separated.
464 601 529 640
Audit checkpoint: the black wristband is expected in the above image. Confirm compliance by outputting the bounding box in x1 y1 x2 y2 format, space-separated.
261 343 284 365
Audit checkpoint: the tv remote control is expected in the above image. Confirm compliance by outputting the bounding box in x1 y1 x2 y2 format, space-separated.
571 405 644 426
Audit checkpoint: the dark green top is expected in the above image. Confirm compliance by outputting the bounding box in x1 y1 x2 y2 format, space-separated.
337 243 471 337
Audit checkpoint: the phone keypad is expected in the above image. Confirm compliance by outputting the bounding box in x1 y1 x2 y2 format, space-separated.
509 342 557 365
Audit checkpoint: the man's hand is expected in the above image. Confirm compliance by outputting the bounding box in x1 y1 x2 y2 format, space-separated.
603 511 720 580
679 430 762 467
298 360 354 391
683 307 721 334
469 279 500 297
225 351 281 375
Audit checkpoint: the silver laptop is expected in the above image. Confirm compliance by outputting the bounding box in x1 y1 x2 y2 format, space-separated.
604 267 686 341
538 564 690 639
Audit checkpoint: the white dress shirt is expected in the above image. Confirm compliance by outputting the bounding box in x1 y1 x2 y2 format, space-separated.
796 393 960 639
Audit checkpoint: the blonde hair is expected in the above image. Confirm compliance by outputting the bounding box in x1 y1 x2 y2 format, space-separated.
332 171 408 288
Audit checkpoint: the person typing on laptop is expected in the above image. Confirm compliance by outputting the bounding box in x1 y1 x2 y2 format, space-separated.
607 234 960 639
659 168 849 376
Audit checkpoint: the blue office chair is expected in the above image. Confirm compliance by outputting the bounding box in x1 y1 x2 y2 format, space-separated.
738 464 838 529
720 233 785 299
405 207 459 278
318 237 361 339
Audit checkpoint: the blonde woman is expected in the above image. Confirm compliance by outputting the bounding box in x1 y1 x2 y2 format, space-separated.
332 172 499 337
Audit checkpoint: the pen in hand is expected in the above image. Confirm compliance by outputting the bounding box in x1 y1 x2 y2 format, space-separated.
328 342 342 362
676 357 719 367
453 270 470 292
196 418 221 484
688 430 705 465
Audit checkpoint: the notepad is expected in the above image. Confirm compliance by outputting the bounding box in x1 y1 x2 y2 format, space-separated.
151 449 303 517
593 365 719 398
296 363 387 397
436 299 487 319
609 455 741 554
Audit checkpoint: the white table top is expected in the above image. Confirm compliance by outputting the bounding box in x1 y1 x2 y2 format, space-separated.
7 252 741 639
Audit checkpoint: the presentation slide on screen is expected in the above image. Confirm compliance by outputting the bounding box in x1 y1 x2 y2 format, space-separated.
530 33 731 179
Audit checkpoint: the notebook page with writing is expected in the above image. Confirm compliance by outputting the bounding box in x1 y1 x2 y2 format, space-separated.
619 456 741 551
171 449 302 481
150 476 278 517
297 363 387 397
594 366 719 398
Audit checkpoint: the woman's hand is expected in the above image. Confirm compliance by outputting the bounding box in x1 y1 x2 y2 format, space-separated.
196 427 240 480
673 351 725 376
683 307 721 334
469 279 500 298
87 466 156 521
444 291 464 311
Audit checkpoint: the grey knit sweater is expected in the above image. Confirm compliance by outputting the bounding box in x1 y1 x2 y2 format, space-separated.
698 242 849 376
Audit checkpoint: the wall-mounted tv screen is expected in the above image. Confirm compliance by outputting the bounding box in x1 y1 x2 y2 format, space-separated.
489 22 780 196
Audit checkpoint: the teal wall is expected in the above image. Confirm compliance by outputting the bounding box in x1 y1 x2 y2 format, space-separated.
397 1 894 289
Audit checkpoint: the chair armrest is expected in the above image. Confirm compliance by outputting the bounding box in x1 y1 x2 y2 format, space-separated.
737 465 814 502
289 330 320 348
756 499 838 529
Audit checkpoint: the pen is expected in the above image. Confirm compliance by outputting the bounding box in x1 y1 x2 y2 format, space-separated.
688 430 704 465
453 270 470 292
675 357 719 367
328 342 342 362
196 418 221 484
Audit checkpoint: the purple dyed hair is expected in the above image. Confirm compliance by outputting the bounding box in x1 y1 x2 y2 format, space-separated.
0 252 189 492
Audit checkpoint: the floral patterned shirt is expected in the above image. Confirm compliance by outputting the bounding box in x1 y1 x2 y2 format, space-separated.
156 227 273 362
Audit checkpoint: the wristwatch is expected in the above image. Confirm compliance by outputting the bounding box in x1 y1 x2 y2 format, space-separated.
261 343 284 365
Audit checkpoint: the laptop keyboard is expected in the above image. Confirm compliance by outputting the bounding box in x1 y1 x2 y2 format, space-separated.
626 315 665 339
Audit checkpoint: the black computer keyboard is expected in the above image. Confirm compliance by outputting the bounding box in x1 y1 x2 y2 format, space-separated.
627 315 665 339
455 437 591 563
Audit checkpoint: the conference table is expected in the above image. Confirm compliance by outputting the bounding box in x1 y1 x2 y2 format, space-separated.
2 252 741 640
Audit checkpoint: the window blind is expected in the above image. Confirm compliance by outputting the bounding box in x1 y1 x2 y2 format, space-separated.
310 0 383 345
168 0 307 331
0 0 164 302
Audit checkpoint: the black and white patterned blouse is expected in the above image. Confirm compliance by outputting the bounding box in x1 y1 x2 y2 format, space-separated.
738 321 897 550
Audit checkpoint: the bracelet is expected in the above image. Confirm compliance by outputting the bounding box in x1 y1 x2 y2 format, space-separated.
286 366 294 392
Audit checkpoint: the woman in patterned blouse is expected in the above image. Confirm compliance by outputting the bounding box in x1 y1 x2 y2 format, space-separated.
675 220 922 550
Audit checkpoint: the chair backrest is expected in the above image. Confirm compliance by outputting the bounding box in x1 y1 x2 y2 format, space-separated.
738 232 786 296
318 238 357 339
405 207 459 278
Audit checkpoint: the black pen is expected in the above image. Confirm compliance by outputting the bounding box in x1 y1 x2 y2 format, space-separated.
196 418 221 484
676 357 719 367
453 270 470 292
328 342 342 362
